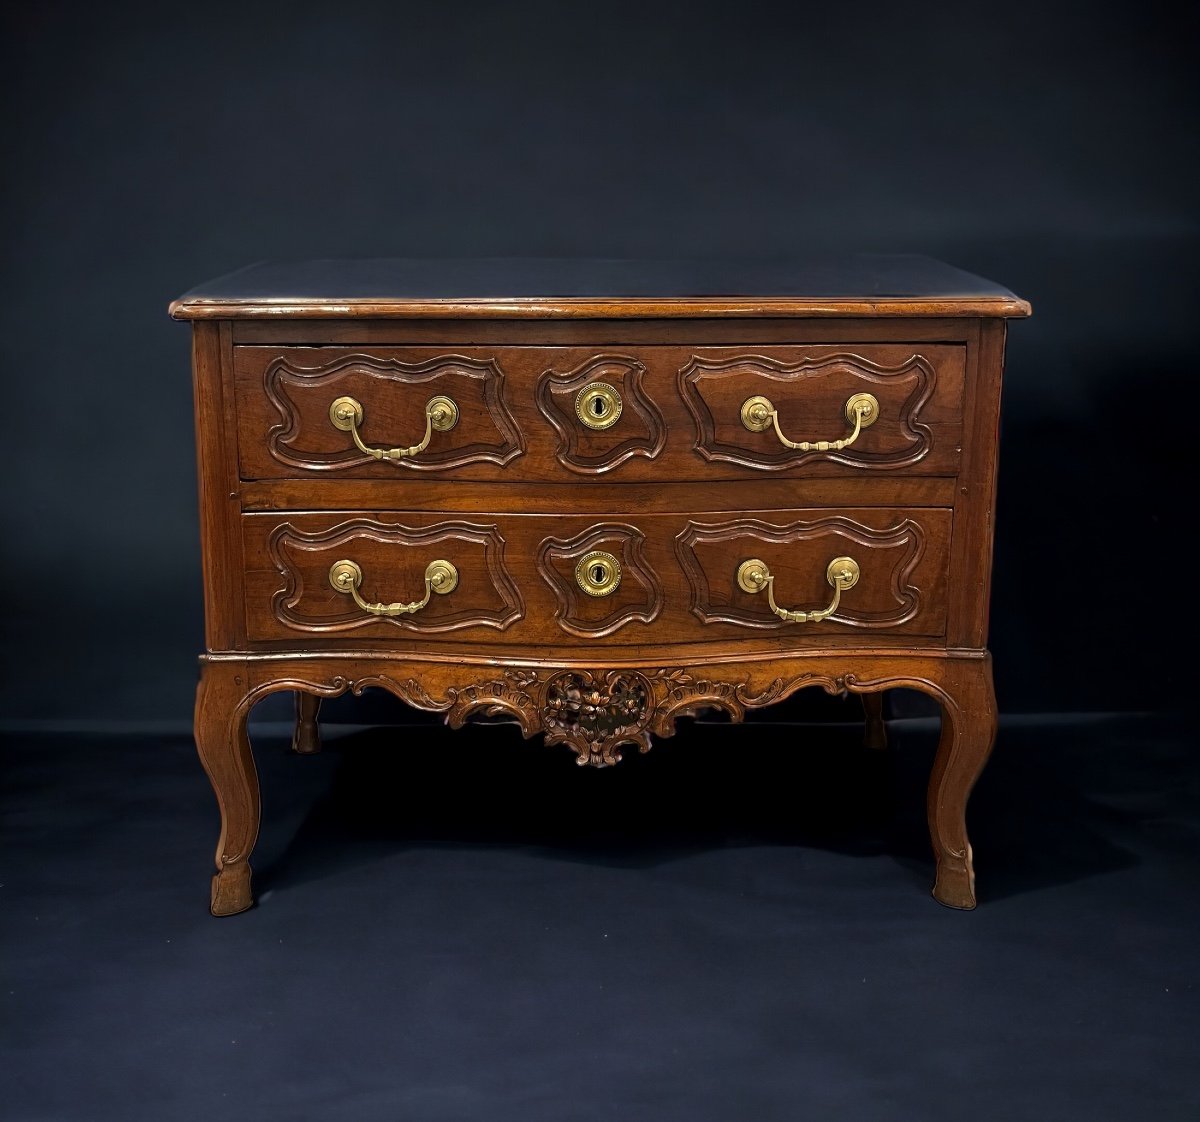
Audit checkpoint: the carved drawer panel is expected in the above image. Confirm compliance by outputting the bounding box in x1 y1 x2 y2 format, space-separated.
242 508 949 647
535 353 666 473
676 344 964 476
235 343 963 484
243 515 525 639
234 348 525 479
675 510 951 638
536 522 663 637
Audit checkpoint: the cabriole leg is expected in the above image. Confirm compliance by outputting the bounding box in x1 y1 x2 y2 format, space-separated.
927 657 997 909
194 661 259 916
293 691 322 755
862 690 887 750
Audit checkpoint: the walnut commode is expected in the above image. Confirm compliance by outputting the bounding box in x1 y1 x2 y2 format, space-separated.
172 257 1030 915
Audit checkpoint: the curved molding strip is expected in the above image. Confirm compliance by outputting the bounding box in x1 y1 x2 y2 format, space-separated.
264 352 525 471
678 351 934 471
536 522 663 637
268 518 524 634
536 354 666 473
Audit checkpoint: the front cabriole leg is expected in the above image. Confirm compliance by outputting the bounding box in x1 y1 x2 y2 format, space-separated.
926 656 997 909
194 660 260 916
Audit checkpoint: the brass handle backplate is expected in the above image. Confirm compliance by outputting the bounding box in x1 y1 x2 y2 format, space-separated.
575 551 622 596
736 555 860 623
740 392 878 452
576 382 623 430
328 558 459 617
329 394 459 461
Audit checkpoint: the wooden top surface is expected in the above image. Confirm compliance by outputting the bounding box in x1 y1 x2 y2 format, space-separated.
170 256 1031 320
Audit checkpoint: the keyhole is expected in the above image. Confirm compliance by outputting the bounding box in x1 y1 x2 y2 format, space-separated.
591 565 605 584
592 398 605 417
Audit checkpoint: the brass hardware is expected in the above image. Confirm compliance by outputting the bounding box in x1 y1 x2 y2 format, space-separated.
575 382 623 430
575 550 622 597
739 392 879 452
736 555 860 623
328 558 459 617
329 394 459 461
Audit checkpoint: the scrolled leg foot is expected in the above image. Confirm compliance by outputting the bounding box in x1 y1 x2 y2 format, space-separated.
932 852 976 910
927 656 996 910
211 862 254 916
292 692 322 755
862 690 887 751
195 661 261 917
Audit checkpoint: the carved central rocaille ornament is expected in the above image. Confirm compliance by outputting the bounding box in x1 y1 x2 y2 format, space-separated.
543 671 653 767
429 666 850 767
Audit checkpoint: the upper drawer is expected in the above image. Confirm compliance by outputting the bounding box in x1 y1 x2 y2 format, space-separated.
676 344 964 474
234 348 526 479
233 344 965 481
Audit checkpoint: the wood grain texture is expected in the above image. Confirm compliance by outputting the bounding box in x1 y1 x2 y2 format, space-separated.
263 517 524 636
190 322 243 649
237 476 960 514
179 255 1023 913
235 343 964 483
678 348 957 474
674 511 948 635
242 508 949 648
238 348 524 476
535 353 666 473
230 316 979 347
536 522 664 637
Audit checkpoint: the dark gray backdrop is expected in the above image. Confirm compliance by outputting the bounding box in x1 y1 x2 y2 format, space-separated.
2 1 1195 721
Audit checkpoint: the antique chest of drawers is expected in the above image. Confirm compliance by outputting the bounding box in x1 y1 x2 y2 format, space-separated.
171 257 1030 915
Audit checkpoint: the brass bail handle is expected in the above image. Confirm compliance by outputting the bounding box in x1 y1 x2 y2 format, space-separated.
328 558 459 617
330 394 459 461
736 555 860 623
740 392 879 452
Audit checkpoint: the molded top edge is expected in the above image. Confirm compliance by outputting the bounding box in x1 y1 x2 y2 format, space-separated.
170 255 1032 320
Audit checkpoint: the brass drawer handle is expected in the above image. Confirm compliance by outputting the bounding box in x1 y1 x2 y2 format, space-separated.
740 392 878 452
736 556 860 623
575 551 622 596
329 394 459 461
576 382 623 430
328 558 459 617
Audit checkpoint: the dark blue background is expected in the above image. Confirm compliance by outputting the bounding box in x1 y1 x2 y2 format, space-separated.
2 1 1195 719
2 5 1198 1122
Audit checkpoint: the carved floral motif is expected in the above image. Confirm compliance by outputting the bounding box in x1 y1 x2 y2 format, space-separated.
432 666 854 766
542 671 652 766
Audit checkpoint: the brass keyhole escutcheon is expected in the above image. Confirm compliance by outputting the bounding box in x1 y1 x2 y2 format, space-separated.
575 382 623 430
575 550 622 596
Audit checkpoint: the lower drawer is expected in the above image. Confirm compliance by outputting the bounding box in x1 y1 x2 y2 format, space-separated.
241 508 951 646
